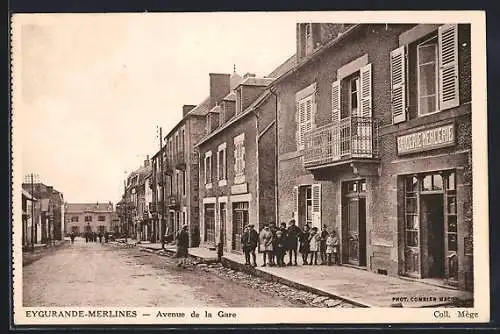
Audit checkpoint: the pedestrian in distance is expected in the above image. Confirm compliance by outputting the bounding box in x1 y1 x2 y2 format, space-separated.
70 232 75 244
85 232 88 243
258 225 273 267
286 219 300 266
175 224 190 267
99 233 103 243
320 225 329 265
326 231 335 265
329 230 339 265
299 224 311 265
274 230 287 267
241 224 258 267
308 227 320 265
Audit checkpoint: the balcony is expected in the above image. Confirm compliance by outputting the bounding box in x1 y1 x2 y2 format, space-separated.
303 117 379 170
175 151 186 170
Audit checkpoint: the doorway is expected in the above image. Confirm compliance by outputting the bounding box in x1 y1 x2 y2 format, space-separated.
342 179 367 267
421 194 445 278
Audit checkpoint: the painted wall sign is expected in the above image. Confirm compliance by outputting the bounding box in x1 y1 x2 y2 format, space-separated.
397 123 455 155
231 182 248 195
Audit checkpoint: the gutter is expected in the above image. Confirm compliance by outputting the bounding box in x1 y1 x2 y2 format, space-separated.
269 88 279 226
270 24 362 88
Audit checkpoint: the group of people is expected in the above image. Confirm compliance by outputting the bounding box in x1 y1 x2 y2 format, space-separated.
81 231 110 244
241 220 339 267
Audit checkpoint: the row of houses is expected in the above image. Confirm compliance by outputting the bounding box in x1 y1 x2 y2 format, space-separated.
117 23 473 292
21 182 65 246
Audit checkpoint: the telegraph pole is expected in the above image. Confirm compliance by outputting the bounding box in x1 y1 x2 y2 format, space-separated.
159 126 166 250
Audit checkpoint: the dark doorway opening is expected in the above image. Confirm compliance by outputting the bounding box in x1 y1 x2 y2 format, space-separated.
421 194 444 278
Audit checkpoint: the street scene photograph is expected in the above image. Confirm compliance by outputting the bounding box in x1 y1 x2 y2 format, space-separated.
11 11 489 325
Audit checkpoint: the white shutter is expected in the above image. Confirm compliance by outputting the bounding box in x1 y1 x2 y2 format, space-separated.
359 63 373 157
360 63 373 118
241 145 245 172
438 24 459 110
292 186 298 221
391 46 406 124
311 184 321 229
298 101 306 150
331 80 341 160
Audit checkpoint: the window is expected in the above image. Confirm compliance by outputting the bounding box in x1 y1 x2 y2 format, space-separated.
305 186 313 225
349 76 361 116
219 106 226 126
236 88 243 115
71 216 79 222
233 134 245 183
296 93 315 150
204 151 212 185
417 37 438 115
182 170 186 196
84 215 92 222
98 215 106 222
391 24 459 124
217 143 227 182
181 129 185 152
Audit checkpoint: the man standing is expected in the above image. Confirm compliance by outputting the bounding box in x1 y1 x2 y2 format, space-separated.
175 224 189 267
286 219 301 266
241 224 258 267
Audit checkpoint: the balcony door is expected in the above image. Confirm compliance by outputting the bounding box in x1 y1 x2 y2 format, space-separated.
342 179 367 266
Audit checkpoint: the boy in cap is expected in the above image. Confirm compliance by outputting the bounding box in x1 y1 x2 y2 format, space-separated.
241 223 258 266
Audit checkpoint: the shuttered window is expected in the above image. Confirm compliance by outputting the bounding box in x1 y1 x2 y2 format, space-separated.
391 24 459 123
295 83 316 151
311 184 322 229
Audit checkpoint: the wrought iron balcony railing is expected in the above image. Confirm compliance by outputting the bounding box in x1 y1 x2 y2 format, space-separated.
303 116 379 169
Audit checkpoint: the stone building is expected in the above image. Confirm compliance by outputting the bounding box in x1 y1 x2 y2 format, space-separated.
272 23 472 291
65 202 114 236
151 72 242 247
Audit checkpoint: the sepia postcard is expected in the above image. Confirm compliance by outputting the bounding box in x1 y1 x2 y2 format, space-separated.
10 10 489 326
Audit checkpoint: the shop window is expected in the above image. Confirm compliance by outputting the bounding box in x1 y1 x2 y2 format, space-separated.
205 204 215 243
232 202 249 251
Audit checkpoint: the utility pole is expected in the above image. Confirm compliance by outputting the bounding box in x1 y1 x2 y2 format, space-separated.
159 126 166 250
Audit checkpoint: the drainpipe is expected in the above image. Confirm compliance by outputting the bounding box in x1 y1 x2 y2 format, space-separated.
269 88 279 227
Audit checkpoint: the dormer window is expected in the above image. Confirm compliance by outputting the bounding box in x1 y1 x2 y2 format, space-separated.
236 87 243 115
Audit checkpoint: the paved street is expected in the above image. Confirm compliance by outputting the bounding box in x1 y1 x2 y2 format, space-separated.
23 238 300 307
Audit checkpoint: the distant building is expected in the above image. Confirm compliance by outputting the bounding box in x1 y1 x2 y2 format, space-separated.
22 182 65 242
22 189 38 247
65 202 114 236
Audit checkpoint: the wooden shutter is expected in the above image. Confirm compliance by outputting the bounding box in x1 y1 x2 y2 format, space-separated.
241 144 245 173
360 63 373 118
292 186 298 221
311 184 322 229
331 80 341 159
438 24 459 110
331 80 341 122
297 101 307 150
391 46 406 124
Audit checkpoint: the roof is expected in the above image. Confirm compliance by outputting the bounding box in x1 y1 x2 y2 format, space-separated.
267 54 297 78
65 202 114 213
185 96 211 117
195 89 272 147
235 77 274 90
270 24 362 88
22 189 37 201
222 91 236 102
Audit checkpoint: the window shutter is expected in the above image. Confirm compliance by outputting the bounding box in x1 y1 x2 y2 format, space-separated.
241 145 245 172
311 184 322 229
360 63 373 118
391 45 406 124
298 101 306 150
331 80 341 122
438 24 459 110
331 80 341 159
292 186 299 221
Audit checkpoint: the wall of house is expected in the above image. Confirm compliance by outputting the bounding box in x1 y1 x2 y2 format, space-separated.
276 23 472 290
65 212 114 235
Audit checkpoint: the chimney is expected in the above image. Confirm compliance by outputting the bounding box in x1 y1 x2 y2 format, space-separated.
243 73 256 79
144 155 150 167
182 104 196 117
209 73 230 109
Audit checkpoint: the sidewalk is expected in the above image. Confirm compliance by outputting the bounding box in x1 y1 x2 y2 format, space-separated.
23 240 68 266
221 252 473 308
136 243 218 263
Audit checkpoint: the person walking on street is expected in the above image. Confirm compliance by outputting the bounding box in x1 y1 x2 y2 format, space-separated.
70 232 75 244
175 224 190 267
99 233 103 243
320 225 329 265
308 227 320 265
258 225 273 267
241 224 258 267
286 219 300 266
299 224 310 265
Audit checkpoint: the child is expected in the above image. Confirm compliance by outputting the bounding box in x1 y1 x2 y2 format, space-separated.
308 227 320 265
274 230 287 267
328 230 339 265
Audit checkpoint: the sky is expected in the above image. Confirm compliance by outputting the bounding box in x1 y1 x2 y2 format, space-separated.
13 13 297 204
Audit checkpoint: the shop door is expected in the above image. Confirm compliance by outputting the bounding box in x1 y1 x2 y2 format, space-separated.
342 180 367 266
232 202 248 252
421 194 444 278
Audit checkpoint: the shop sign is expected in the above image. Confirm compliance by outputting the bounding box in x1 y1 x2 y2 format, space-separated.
397 123 455 155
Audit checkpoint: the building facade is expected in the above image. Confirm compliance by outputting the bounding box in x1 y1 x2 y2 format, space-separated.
65 202 115 236
22 182 65 242
151 73 240 247
273 23 472 291
22 189 39 247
